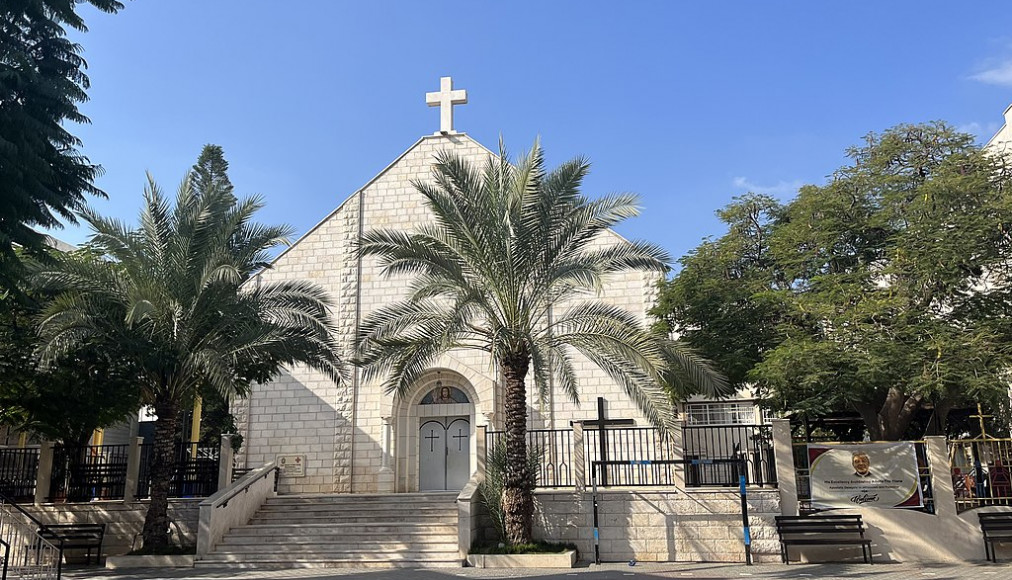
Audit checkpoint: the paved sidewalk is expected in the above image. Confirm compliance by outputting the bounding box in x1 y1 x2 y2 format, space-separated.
63 561 1012 580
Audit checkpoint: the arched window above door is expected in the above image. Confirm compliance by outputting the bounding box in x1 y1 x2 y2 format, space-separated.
420 382 470 405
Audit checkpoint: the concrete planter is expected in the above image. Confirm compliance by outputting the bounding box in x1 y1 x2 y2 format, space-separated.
466 550 577 568
105 555 194 569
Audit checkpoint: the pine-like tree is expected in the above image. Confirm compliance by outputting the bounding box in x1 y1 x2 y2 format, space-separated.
0 0 122 291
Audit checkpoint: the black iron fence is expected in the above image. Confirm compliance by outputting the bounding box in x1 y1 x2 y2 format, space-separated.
949 438 1012 512
0 448 40 503
585 427 679 487
137 441 220 499
683 424 776 487
486 424 776 489
49 444 130 502
486 429 574 488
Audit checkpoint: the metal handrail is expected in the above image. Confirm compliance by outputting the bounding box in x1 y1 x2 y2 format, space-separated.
0 497 61 579
0 493 47 532
1 537 9 580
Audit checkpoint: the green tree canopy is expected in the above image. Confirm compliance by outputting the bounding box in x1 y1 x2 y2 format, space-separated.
0 251 141 447
654 123 1012 440
357 141 728 545
34 175 345 548
0 0 122 291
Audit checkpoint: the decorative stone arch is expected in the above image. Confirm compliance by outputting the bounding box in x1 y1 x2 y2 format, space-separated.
390 367 484 492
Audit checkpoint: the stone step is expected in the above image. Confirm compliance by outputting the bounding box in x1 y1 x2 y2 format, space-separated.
207 492 462 568
250 514 456 525
268 492 456 503
258 503 457 514
198 551 460 565
227 523 458 536
212 541 458 552
194 558 461 569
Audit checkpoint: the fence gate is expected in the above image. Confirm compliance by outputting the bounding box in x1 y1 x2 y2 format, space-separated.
0 448 39 503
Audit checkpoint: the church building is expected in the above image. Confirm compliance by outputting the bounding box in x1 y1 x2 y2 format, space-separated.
234 77 664 494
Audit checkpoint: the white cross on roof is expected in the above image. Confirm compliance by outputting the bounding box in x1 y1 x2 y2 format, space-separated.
425 76 467 135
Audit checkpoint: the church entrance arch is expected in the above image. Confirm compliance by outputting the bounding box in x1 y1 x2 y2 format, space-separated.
396 372 477 492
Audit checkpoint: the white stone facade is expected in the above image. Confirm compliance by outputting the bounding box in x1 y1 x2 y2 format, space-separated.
986 104 1012 155
237 133 662 494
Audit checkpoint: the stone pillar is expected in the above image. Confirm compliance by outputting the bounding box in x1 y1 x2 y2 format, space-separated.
925 436 956 518
771 419 798 516
475 425 487 482
377 417 394 492
124 436 144 502
34 441 54 505
671 420 686 489
572 421 585 491
218 435 234 491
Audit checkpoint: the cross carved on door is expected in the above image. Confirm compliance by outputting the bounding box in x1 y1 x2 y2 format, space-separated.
424 430 440 453
451 429 467 451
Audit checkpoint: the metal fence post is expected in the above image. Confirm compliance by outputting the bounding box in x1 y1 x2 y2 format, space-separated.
34 441 54 505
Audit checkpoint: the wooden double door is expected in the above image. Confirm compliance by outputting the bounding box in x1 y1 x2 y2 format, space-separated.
418 416 470 491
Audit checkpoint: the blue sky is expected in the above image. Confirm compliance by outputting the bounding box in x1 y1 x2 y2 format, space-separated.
57 1 1012 265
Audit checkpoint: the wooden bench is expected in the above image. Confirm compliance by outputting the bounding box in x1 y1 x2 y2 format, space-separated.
979 512 1012 562
776 514 873 564
39 523 106 565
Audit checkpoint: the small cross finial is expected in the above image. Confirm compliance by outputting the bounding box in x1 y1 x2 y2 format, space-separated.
426 76 467 135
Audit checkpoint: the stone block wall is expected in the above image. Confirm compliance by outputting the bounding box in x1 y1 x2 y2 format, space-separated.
27 500 200 558
532 488 781 563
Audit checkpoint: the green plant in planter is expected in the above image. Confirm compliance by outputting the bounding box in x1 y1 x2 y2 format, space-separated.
479 441 540 544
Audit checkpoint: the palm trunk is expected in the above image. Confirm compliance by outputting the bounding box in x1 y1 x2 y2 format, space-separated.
141 401 179 549
500 351 533 545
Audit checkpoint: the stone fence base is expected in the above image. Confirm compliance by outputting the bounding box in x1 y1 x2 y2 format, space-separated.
523 488 782 563
26 499 201 559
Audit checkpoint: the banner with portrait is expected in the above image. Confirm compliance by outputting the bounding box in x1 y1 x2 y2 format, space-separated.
808 442 922 509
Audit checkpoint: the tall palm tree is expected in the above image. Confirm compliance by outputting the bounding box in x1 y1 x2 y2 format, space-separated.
34 177 344 548
356 141 727 545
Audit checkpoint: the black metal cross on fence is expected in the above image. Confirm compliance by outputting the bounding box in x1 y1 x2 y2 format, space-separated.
580 397 634 487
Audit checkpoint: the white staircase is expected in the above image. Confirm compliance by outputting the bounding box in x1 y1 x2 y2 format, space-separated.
197 492 462 568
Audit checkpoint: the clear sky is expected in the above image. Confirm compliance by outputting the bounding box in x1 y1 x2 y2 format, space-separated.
56 1 1012 265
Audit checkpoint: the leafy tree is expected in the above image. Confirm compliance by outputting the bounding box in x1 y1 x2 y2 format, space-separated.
0 0 122 291
656 123 1012 440
651 193 786 390
0 251 140 446
34 178 345 548
356 142 728 545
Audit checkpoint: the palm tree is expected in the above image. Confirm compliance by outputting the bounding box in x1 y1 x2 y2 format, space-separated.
356 141 727 545
34 177 344 548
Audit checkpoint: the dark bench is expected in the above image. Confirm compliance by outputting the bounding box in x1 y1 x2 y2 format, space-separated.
980 512 1012 562
39 523 106 565
776 514 873 564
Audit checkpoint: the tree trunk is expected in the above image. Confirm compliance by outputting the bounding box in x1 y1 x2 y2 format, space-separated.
141 400 179 549
854 388 924 441
500 351 533 546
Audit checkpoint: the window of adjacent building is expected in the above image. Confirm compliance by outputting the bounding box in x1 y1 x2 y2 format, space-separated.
684 401 757 425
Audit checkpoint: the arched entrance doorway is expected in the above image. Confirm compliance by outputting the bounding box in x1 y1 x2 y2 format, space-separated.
393 370 479 492
417 384 471 491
